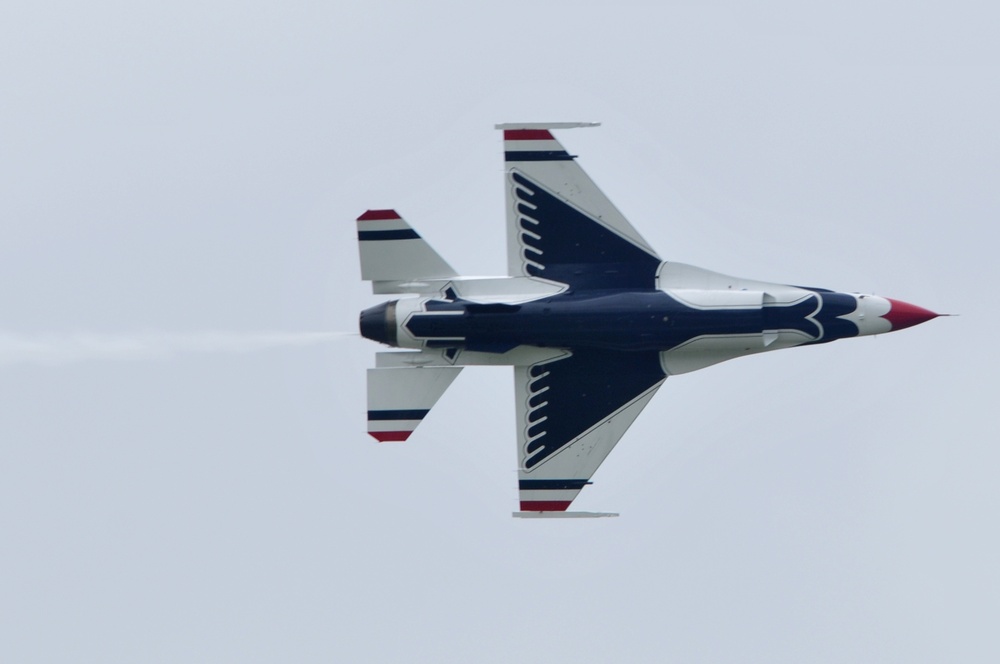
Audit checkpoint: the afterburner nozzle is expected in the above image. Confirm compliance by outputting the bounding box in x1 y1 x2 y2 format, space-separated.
359 300 398 346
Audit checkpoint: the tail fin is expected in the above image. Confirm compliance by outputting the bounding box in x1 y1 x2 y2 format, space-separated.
356 210 456 289
366 365 462 442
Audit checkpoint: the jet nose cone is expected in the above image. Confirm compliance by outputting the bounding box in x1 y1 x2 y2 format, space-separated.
882 298 940 331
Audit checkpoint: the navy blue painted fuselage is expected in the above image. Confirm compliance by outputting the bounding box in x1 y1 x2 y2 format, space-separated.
361 288 861 353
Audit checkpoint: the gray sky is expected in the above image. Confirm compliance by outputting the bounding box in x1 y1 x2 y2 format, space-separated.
2 1 997 661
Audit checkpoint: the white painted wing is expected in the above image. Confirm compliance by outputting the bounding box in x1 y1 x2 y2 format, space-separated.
513 350 666 512
497 123 660 282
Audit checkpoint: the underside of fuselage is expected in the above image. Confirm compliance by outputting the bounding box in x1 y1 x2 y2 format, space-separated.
360 282 864 355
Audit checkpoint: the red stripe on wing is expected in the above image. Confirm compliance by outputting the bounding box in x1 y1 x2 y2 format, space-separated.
357 209 401 221
369 431 412 442
519 500 571 511
504 129 554 141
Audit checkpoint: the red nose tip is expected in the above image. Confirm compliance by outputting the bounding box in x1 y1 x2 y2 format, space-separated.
882 298 939 331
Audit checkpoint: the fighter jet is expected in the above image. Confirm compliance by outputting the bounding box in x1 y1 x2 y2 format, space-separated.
357 123 939 517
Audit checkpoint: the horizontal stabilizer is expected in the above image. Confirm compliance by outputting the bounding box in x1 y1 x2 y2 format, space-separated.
357 209 457 285
366 366 462 442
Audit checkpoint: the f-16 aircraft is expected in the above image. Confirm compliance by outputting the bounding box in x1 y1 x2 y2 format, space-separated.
357 122 939 517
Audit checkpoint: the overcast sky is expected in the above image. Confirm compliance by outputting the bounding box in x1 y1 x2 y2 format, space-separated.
2 1 997 661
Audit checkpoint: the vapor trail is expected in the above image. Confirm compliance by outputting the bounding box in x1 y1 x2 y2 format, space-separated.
0 331 353 366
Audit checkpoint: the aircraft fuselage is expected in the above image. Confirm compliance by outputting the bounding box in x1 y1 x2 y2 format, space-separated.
359 269 923 359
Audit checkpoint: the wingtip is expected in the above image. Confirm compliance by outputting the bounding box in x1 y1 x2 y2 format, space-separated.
513 511 619 519
494 121 601 130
